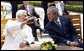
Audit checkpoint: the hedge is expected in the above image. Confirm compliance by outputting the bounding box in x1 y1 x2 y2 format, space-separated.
65 5 83 13
64 1 83 5
29 1 83 13
29 1 41 7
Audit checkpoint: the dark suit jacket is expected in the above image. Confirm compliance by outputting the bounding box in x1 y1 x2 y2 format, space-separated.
41 1 54 28
18 5 39 18
41 1 54 9
10 1 23 5
49 3 69 15
45 16 79 44
10 1 23 18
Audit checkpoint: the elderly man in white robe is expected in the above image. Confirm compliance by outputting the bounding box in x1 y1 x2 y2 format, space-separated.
1 10 35 50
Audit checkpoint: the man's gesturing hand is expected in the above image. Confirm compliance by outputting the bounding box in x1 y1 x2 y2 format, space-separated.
23 17 35 24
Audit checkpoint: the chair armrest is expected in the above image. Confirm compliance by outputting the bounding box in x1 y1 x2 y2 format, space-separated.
1 35 5 40
1 40 5 48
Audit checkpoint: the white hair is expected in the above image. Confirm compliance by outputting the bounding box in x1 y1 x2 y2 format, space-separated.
16 10 27 20
47 6 59 15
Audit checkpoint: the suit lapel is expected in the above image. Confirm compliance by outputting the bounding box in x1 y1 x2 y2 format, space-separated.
59 16 66 33
51 21 64 36
52 21 62 32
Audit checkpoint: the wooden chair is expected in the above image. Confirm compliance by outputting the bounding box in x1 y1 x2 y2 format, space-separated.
17 4 23 8
61 15 82 41
48 2 53 7
17 4 43 39
1 5 3 12
17 4 33 8
1 5 4 19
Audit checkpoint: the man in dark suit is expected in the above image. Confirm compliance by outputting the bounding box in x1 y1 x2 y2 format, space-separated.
45 6 83 48
10 1 23 18
41 1 54 29
49 1 69 15
18 1 43 41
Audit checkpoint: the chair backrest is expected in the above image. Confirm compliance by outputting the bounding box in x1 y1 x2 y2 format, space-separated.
18 4 23 8
1 5 3 12
48 2 53 7
1 18 16 35
17 4 33 8
1 18 16 34
1 5 4 19
61 15 82 41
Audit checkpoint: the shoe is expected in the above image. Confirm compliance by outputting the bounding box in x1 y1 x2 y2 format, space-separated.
37 26 44 32
35 38 38 41
31 42 35 44
40 29 45 33
43 29 48 33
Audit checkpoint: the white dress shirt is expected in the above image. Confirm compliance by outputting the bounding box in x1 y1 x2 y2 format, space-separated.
54 17 61 26
55 3 63 15
25 5 30 15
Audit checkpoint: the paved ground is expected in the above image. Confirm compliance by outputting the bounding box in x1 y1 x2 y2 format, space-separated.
1 1 83 45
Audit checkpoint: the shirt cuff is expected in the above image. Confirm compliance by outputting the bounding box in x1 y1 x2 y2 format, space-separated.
67 41 70 45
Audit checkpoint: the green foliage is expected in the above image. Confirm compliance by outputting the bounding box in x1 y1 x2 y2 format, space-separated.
29 1 41 7
65 1 83 5
66 5 83 13
29 1 83 13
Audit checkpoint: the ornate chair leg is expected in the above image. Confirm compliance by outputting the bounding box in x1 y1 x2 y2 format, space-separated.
40 32 42 39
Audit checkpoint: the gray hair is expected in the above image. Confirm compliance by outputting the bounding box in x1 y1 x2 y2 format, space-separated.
47 6 59 15
16 10 27 20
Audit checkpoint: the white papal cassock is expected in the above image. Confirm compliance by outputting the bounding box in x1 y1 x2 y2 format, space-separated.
1 20 34 50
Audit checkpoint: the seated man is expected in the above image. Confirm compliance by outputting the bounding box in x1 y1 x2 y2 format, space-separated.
1 10 35 50
45 6 83 48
